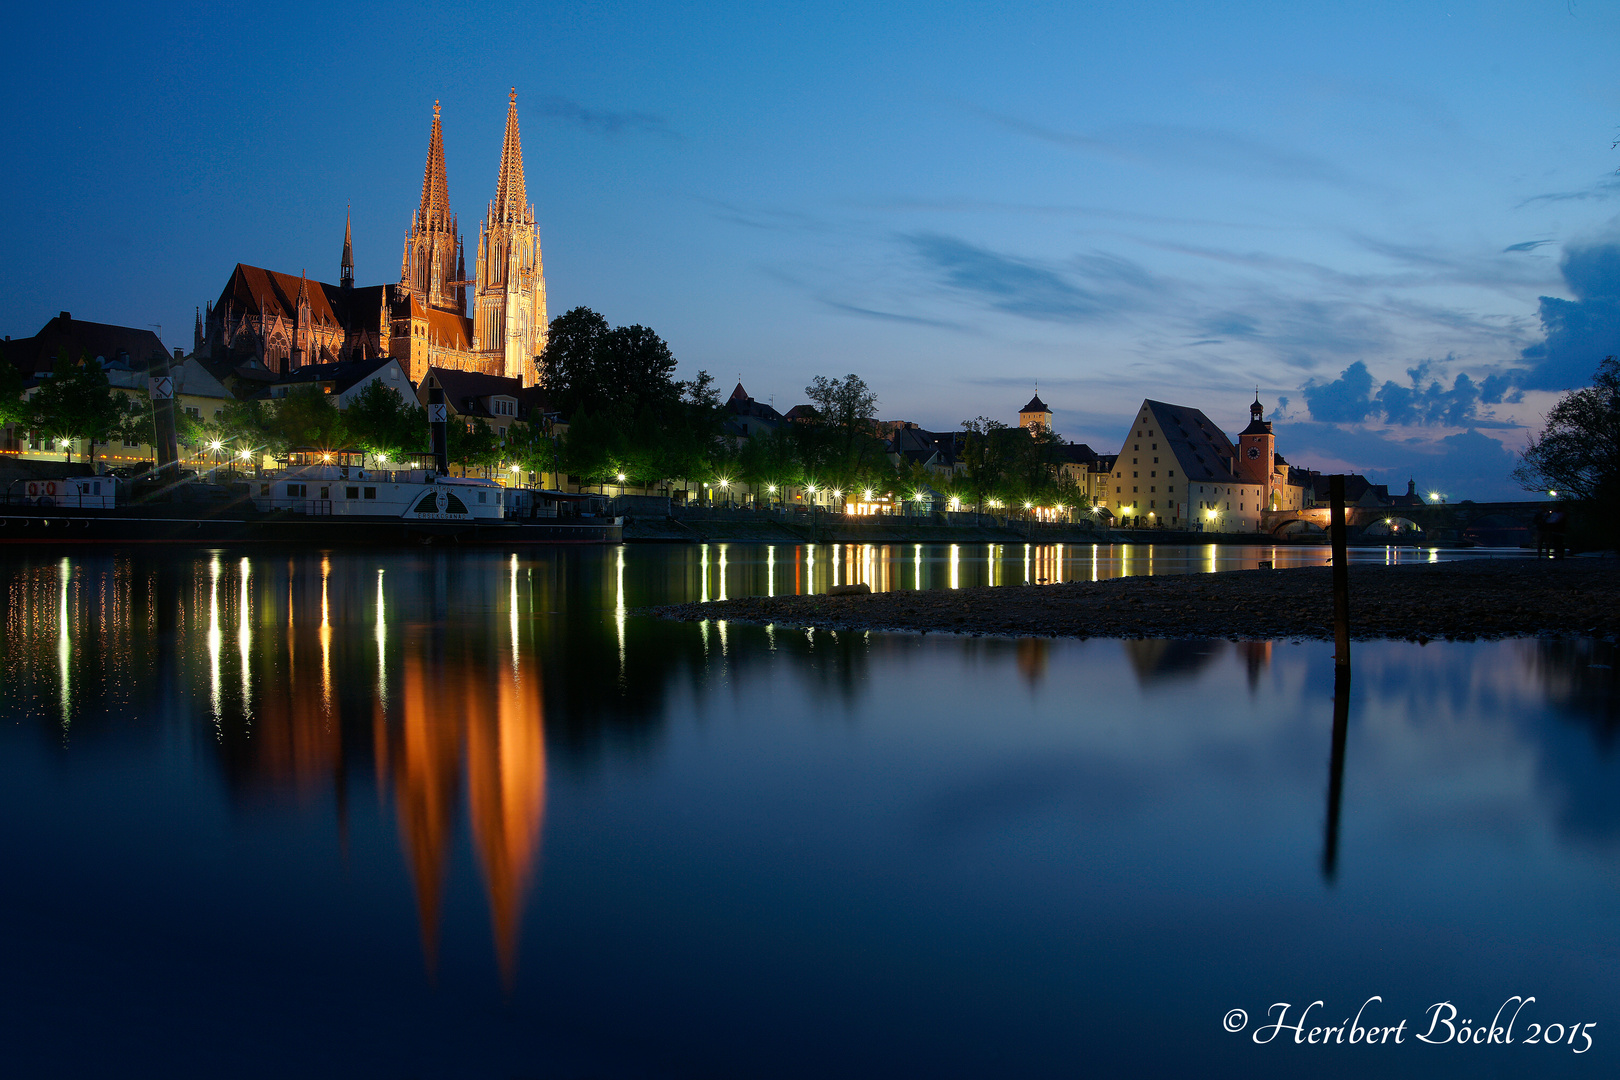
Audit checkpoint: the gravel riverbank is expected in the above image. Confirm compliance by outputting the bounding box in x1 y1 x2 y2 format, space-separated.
643 557 1620 641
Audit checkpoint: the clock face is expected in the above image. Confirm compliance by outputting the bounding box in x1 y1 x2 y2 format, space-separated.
1247 447 1261 459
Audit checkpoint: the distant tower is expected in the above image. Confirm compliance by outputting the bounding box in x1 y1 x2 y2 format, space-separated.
1019 390 1052 433
340 206 354 290
473 89 547 386
401 101 463 315
1237 392 1276 504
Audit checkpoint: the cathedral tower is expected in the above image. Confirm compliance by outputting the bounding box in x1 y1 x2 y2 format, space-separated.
340 206 354 290
401 101 464 315
473 89 547 386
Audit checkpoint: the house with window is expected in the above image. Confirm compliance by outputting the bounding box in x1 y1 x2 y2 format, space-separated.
265 356 411 409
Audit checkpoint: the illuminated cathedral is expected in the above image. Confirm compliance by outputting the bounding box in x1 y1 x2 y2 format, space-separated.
200 92 548 387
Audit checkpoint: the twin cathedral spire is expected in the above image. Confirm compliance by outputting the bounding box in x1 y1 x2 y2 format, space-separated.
392 91 546 385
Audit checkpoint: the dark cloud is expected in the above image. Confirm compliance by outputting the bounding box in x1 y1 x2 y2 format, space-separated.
1301 358 1519 428
1503 239 1556 253
906 234 1115 322
1276 420 1524 501
1301 360 1377 423
1479 373 1523 405
1517 239 1620 391
531 96 675 137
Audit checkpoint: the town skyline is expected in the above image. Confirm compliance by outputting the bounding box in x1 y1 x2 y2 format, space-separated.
6 2 1620 500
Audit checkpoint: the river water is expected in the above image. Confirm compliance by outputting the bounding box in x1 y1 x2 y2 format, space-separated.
0 543 1611 1078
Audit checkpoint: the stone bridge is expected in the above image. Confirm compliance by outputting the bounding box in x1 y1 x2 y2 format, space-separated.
1260 501 1550 544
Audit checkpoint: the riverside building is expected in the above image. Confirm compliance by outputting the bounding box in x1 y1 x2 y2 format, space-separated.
1104 396 1308 531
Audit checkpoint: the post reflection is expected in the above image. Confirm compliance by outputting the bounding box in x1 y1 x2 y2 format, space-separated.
1322 662 1352 883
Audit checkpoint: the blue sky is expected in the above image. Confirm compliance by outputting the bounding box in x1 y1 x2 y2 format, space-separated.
6 0 1620 499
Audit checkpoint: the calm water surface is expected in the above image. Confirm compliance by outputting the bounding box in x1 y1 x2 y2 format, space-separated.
0 543 1609 1079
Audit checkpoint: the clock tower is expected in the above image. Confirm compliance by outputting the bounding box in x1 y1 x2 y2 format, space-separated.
1237 393 1275 502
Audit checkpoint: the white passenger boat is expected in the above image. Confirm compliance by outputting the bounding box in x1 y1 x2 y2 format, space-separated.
250 462 507 522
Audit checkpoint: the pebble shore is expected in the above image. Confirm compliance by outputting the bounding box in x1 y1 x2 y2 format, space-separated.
644 557 1620 641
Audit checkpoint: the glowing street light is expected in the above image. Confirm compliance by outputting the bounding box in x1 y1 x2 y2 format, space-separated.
616 471 627 482
209 440 222 452
863 488 874 501
768 484 777 494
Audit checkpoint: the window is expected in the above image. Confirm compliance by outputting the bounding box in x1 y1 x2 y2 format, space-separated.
477 491 487 503
1168 470 1174 478
185 407 200 419
260 484 270 496
319 486 330 499
1150 471 1156 477
287 483 306 497
364 487 377 499
123 435 140 448
346 487 359 499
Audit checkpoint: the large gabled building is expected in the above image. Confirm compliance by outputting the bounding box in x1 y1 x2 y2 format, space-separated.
1103 397 1308 531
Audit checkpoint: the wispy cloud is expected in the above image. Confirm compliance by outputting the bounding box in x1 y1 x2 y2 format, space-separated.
966 105 1366 191
1514 175 1620 208
905 233 1119 323
1503 239 1556 253
531 96 676 138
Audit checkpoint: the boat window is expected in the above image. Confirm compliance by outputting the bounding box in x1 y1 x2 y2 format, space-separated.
287 484 305 497
477 491 486 503
364 487 376 499
346 487 359 499
445 493 469 515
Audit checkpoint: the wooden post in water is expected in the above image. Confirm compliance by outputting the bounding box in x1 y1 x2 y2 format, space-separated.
1329 474 1350 668
1322 473 1353 881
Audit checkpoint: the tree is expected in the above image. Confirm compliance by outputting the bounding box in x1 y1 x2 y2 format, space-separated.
29 351 126 463
448 417 501 476
0 361 26 430
505 417 559 481
957 416 1014 513
1514 355 1620 545
267 386 348 455
539 306 611 416
804 373 887 488
344 380 425 463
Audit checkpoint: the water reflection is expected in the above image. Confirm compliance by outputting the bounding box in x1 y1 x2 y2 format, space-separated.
1 548 1616 1079
672 540 1521 602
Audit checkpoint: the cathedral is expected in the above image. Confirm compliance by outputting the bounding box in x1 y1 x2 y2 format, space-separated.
199 92 548 387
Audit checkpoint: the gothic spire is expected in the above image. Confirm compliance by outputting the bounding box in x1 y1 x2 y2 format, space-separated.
493 89 527 223
419 101 451 229
340 205 354 288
